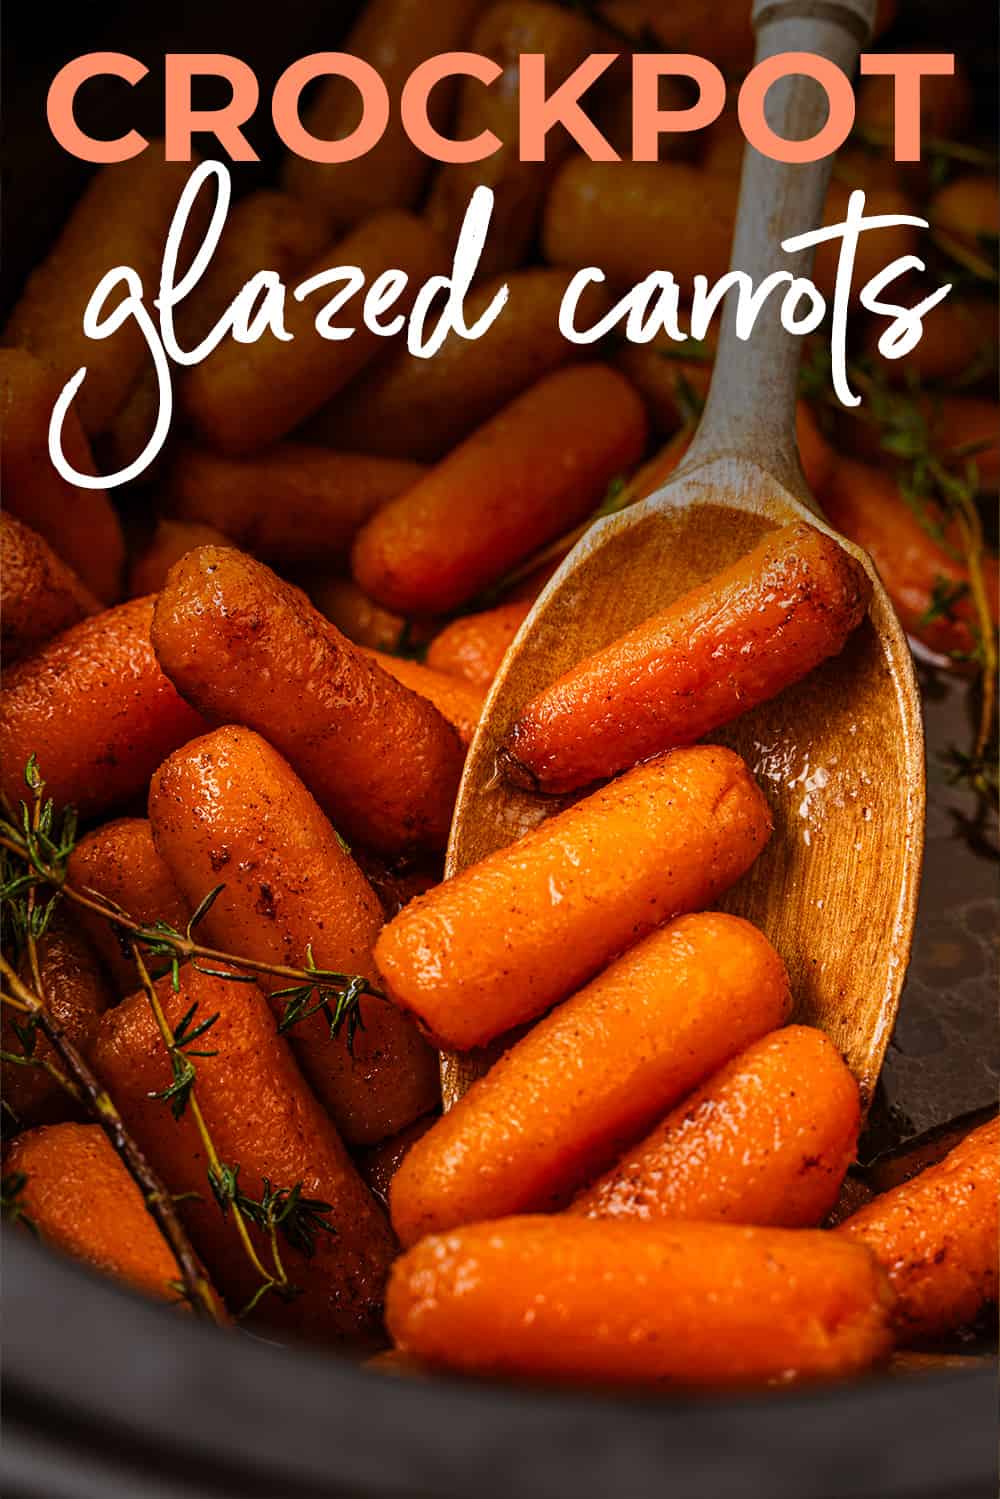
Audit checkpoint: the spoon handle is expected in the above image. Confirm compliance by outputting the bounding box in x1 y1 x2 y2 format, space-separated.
685 0 877 491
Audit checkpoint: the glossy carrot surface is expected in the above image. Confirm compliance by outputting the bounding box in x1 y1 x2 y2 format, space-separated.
375 745 772 1050
1 513 98 665
502 523 871 794
390 914 791 1245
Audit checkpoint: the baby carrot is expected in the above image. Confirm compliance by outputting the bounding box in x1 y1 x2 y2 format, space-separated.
838 1116 999 1341
152 547 464 857
599 0 753 69
820 456 998 658
303 576 419 654
386 1216 895 1386
1 514 98 665
181 212 446 455
308 269 611 462
0 350 124 601
149 726 440 1145
166 444 425 567
351 364 648 615
865 294 997 387
2 917 112 1125
66 818 191 996
282 0 486 229
128 519 231 598
390 913 791 1245
0 596 205 820
922 395 1000 491
3 148 203 434
572 1026 859 1228
426 600 532 688
426 2 607 277
502 522 871 794
5 1124 201 1306
375 744 772 1050
929 175 999 263
92 966 396 1341
365 651 486 746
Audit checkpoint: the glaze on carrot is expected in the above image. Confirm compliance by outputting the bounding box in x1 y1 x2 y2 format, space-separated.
2 917 112 1125
838 1116 999 1341
5 1125 201 1306
426 601 532 688
1 513 99 665
502 523 871 794
375 745 772 1050
0 350 124 601
128 520 231 598
360 1114 439 1208
351 364 648 615
386 1216 895 1386
151 547 465 857
0 596 205 820
149 726 439 1145
181 213 446 454
390 914 791 1245
92 966 395 1341
66 818 191 996
303 576 418 654
572 1026 860 1228
166 445 425 567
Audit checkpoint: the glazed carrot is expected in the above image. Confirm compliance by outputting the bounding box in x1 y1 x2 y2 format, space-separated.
128 519 231 599
353 852 442 921
838 1117 999 1341
66 818 191 996
2 917 112 1125
5 1125 196 1305
865 294 997 386
426 600 532 688
572 1026 860 1228
360 1114 439 1207
0 350 124 601
105 189 332 471
365 651 486 746
3 148 203 434
165 444 425 567
92 966 396 1341
152 547 464 856
615 334 716 435
0 597 205 820
352 364 648 615
308 269 611 461
543 163 916 301
820 456 998 658
181 213 446 455
390 914 791 1244
282 0 486 229
426 2 607 277
1 514 99 665
375 745 772 1050
303 575 418 654
386 1216 895 1386
149 726 439 1145
502 523 870 794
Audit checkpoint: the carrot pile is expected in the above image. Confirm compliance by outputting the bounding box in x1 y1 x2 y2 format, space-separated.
1 0 996 1395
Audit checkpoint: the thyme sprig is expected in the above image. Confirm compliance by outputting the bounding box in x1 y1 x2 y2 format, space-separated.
1 1171 37 1236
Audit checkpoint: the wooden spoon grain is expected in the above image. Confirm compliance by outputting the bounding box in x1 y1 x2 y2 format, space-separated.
442 0 925 1110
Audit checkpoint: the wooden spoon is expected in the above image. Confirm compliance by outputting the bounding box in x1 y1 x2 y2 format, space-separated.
442 0 925 1110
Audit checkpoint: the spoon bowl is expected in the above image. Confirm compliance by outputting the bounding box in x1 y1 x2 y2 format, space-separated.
442 0 926 1109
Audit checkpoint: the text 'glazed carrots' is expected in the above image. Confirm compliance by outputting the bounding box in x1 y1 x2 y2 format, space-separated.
502 523 872 794
390 914 791 1246
387 1217 895 1387
375 745 772 1050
